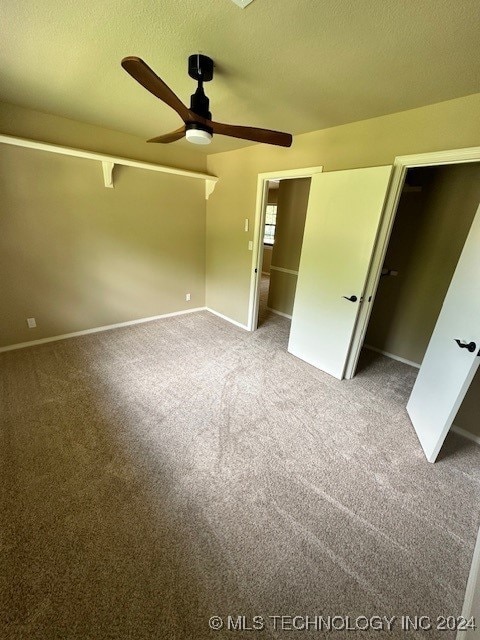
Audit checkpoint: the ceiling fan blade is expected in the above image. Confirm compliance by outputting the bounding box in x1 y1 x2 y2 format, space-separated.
147 127 186 143
121 56 191 121
210 121 292 148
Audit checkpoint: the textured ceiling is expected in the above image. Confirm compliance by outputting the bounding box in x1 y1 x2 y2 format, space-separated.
2 0 480 154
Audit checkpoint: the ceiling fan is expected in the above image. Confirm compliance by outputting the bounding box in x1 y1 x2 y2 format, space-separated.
121 54 292 148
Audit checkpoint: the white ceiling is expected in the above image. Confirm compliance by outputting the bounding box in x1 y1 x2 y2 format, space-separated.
2 0 480 154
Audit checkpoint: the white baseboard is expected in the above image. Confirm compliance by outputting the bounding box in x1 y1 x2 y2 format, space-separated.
457 524 480 640
363 344 421 369
0 307 207 353
205 308 249 331
451 424 480 446
266 306 292 320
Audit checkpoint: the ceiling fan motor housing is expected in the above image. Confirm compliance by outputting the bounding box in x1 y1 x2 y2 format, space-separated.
190 86 211 120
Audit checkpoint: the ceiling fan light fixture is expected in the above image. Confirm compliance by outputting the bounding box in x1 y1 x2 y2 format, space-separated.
185 128 212 145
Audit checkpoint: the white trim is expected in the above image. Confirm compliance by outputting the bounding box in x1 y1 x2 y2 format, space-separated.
0 308 206 353
363 344 421 369
0 134 218 198
230 0 255 8
261 271 270 276
205 179 217 200
102 161 114 188
456 525 480 640
270 265 299 276
205 308 249 330
248 165 323 331
395 147 480 167
344 146 480 380
266 307 292 320
259 166 325 181
451 424 480 446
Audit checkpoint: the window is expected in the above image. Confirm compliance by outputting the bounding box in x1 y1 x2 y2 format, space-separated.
263 204 278 245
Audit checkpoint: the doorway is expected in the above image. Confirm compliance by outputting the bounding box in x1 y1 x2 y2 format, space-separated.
354 162 480 454
248 166 322 332
258 177 311 327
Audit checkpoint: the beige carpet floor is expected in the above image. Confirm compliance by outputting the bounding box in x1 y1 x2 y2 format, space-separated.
1 298 480 639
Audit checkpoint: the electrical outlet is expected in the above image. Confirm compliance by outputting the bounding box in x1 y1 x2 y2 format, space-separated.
186 293 191 301
27 317 36 328
248 240 253 251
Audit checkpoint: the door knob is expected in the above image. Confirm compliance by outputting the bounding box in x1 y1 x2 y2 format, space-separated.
454 339 476 353
342 295 358 302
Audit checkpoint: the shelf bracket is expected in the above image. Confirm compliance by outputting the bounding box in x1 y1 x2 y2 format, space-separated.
102 161 114 188
206 179 216 200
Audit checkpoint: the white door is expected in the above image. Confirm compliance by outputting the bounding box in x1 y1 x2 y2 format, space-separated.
288 166 392 379
407 203 480 462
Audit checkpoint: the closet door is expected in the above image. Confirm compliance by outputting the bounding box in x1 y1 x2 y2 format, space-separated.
288 166 392 379
407 203 480 462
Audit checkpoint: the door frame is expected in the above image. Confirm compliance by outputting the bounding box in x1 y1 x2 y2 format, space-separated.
344 146 480 380
247 165 323 331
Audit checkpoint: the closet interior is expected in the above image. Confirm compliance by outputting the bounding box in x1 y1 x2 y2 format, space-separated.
362 163 480 440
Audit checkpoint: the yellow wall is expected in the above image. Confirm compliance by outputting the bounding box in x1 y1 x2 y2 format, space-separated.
0 142 206 348
267 189 278 205
267 271 298 318
262 246 272 274
456 369 480 438
267 178 310 316
206 93 480 325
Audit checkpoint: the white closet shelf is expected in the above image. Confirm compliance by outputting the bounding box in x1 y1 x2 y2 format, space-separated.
0 134 218 199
